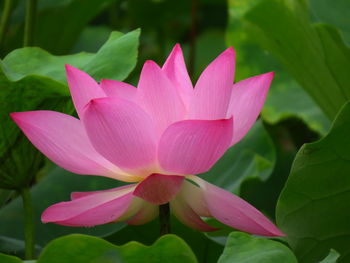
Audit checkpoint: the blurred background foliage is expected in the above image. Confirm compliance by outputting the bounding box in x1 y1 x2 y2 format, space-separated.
0 0 350 262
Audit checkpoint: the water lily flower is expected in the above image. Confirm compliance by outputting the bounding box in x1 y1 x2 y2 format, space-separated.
11 44 283 236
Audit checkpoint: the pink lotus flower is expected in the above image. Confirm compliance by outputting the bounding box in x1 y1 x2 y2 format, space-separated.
11 44 283 236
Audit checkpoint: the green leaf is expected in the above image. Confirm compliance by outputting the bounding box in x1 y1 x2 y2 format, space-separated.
0 253 22 263
218 232 297 263
105 216 223 263
226 0 330 135
200 120 275 194
319 249 340 263
276 101 350 262
0 190 13 207
0 74 71 189
2 29 140 83
36 234 197 263
310 0 350 46
5 0 116 55
245 0 350 119
34 0 115 55
0 235 41 259
0 167 125 247
193 29 227 80
0 29 139 189
72 26 113 53
261 83 331 136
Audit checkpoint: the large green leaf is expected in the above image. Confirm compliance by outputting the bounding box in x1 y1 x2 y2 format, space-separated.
0 253 22 263
0 74 71 189
245 0 350 119
262 84 331 136
276 101 350 262
310 0 350 46
2 29 140 83
319 250 340 263
0 190 12 207
72 26 113 53
218 232 297 263
0 235 41 259
3 0 116 56
0 29 139 189
193 29 227 80
0 167 125 249
226 0 330 135
33 0 116 55
105 216 223 263
37 234 197 263
200 120 275 194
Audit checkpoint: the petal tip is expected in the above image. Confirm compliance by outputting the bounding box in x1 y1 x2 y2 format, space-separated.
144 60 158 67
83 98 101 113
142 60 161 73
100 79 110 85
216 47 235 63
263 71 275 80
41 207 53 223
173 43 182 53
223 46 235 56
64 64 76 72
9 112 19 121
9 111 35 124
85 97 104 108
269 228 286 237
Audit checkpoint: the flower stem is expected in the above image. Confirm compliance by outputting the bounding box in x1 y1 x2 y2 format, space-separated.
23 0 37 46
159 203 170 236
0 0 13 49
20 187 35 260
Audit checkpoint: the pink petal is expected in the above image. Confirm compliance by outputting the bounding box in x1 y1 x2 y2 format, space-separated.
10 111 138 182
127 203 158 225
82 97 157 173
158 118 233 175
189 176 285 237
100 79 137 101
189 48 235 119
176 180 211 217
162 44 193 107
171 182 217 232
65 65 105 118
41 185 140 226
171 201 217 232
71 184 133 200
133 174 184 205
227 72 274 145
137 60 186 135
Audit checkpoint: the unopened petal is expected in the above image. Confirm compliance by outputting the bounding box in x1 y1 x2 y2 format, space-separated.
189 48 235 120
227 72 274 145
137 60 186 135
171 182 217 232
158 118 233 174
65 65 105 118
162 44 193 108
127 203 158 225
83 97 157 173
189 176 284 237
100 79 137 101
10 111 137 182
